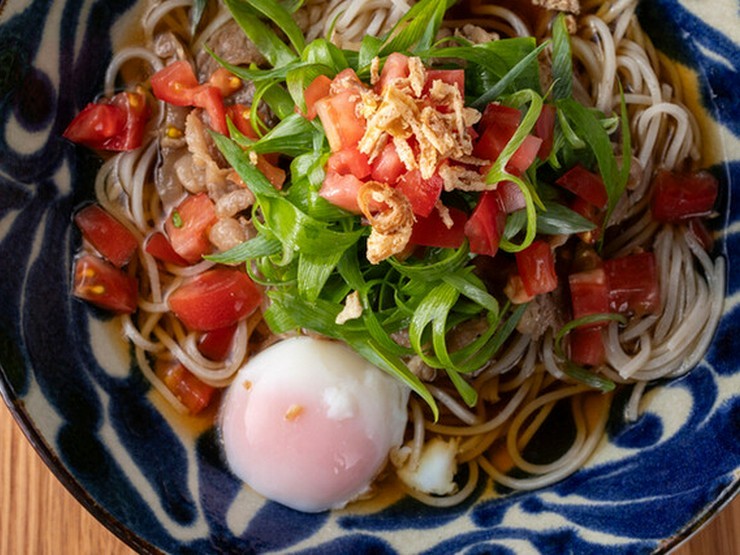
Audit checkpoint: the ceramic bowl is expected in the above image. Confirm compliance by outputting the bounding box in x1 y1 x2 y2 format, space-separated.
1 0 738 553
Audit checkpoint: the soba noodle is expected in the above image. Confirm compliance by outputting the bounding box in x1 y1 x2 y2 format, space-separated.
78 0 724 507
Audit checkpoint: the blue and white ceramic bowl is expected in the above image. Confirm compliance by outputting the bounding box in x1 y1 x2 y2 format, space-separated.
1 0 739 553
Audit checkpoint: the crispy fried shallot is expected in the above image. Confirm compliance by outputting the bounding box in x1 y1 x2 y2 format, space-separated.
358 181 415 264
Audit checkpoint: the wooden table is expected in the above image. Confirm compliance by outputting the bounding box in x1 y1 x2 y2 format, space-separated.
1 401 738 554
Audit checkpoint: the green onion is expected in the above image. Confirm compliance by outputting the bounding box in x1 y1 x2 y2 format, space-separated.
551 13 573 101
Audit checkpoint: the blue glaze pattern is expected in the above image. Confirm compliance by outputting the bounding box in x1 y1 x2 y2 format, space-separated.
0 0 738 553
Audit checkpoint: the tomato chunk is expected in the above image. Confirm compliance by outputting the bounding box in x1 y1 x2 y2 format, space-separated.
376 52 410 93
464 190 507 256
516 240 558 297
410 207 468 249
315 88 367 152
165 193 218 264
198 323 237 361
64 90 149 151
556 165 608 209
320 171 365 213
423 69 465 97
75 204 138 267
73 254 138 314
474 104 542 176
192 85 228 135
255 155 286 189
395 169 444 218
479 103 521 133
327 147 371 179
151 61 229 134
156 360 215 415
225 104 260 140
569 268 609 325
651 169 719 223
144 232 189 266
207 67 242 97
168 267 262 331
534 104 556 160
604 252 660 316
569 327 606 367
371 142 406 185
63 103 124 148
150 60 200 106
302 74 332 120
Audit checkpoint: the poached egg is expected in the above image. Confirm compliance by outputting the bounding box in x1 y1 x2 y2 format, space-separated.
220 336 409 512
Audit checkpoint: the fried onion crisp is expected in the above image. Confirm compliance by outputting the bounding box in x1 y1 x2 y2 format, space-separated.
358 181 415 264
358 56 481 182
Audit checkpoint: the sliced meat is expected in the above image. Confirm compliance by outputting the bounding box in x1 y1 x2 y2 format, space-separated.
196 20 266 80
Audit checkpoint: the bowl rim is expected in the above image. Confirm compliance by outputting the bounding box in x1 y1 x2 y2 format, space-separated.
0 373 161 555
1 0 739 551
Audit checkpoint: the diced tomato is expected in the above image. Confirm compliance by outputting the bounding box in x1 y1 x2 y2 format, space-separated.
508 135 542 175
395 169 444 218
496 181 526 213
225 104 260 139
207 67 242 97
168 267 262 331
376 52 410 93
144 231 189 266
534 104 556 160
569 327 606 367
423 69 465 97
327 147 372 179
331 68 366 93
107 91 150 151
255 155 286 189
74 204 138 267
302 74 332 120
465 190 507 257
64 103 124 147
371 142 406 185
556 165 608 209
475 119 542 176
479 103 522 133
192 85 228 135
155 360 215 415
568 268 610 325
320 171 365 213
515 240 558 297
410 207 468 249
151 61 229 134
651 169 719 223
63 90 149 151
73 254 138 314
315 89 366 151
198 323 237 361
604 252 660 316
150 60 200 106
165 193 218 264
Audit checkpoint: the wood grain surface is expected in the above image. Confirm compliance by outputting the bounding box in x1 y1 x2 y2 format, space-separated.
1 401 737 555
